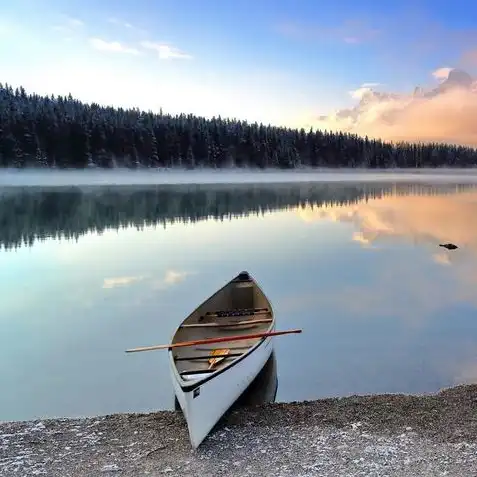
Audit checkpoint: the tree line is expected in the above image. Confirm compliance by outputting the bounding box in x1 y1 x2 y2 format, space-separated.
1 182 475 250
1 83 477 169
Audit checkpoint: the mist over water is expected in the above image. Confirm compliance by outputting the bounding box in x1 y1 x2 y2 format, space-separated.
2 167 477 188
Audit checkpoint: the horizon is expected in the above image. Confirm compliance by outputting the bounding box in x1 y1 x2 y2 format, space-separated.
2 0 477 147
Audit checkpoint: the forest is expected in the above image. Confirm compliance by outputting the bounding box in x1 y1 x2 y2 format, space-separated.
0 181 474 250
1 83 477 170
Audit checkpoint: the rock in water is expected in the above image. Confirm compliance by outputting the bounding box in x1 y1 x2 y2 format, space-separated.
439 243 458 250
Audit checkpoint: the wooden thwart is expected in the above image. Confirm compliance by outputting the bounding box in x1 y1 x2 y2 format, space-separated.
181 318 273 328
180 369 218 376
174 352 243 361
196 345 250 351
204 307 269 318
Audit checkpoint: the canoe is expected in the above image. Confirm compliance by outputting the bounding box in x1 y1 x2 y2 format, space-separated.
168 270 276 448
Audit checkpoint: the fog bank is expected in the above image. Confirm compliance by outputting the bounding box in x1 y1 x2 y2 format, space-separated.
1 167 477 188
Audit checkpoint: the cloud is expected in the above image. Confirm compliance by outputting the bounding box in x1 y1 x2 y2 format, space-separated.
89 38 142 55
52 15 84 35
103 275 146 289
140 41 193 60
102 270 192 290
312 67 477 147
352 231 373 247
50 15 86 43
276 19 380 45
107 17 133 29
59 15 84 28
106 17 148 35
67 17 84 28
433 252 452 266
349 83 381 100
152 270 194 289
432 67 454 81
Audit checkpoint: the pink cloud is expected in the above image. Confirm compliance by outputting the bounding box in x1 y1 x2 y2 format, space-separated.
312 68 477 147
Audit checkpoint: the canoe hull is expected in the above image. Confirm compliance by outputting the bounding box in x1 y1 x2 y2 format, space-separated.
170 327 275 448
168 270 275 448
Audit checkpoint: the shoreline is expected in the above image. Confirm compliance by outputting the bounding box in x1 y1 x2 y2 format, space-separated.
3 383 477 476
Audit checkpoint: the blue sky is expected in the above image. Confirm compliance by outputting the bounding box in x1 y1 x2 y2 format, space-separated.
1 0 477 128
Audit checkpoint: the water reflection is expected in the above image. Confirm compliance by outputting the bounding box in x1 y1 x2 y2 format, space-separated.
1 181 475 250
298 188 477 255
2 179 477 423
174 351 278 412
290 187 477 318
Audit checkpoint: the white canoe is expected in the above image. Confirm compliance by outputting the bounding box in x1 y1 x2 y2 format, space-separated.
168 270 275 448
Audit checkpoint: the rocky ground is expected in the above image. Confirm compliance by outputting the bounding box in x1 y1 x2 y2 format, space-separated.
2 384 477 477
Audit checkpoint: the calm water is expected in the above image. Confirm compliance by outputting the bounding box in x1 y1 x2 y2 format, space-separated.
2 177 477 422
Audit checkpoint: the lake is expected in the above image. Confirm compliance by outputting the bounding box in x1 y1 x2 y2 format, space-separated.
2 175 477 423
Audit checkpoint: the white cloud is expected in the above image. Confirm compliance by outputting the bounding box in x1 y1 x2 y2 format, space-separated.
432 67 453 82
152 270 193 289
140 41 192 60
352 231 373 246
67 17 84 28
51 15 84 40
89 38 142 55
103 275 146 289
433 252 452 266
107 17 133 29
106 18 148 36
53 15 84 31
349 85 377 100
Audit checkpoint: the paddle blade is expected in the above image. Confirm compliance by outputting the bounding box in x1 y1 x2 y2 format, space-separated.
208 348 230 369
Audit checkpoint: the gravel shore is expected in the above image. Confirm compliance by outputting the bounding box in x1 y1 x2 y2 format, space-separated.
2 384 477 477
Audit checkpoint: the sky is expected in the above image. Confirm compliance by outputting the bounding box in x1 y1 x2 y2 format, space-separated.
2 0 477 143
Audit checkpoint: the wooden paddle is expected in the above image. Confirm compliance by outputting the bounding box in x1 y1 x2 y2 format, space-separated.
125 328 302 353
207 348 230 369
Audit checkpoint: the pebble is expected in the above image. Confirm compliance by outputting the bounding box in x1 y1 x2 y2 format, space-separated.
1 384 477 476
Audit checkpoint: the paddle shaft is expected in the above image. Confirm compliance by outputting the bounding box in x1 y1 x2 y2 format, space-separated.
125 328 302 353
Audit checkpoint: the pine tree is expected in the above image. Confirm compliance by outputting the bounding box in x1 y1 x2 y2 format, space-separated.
0 82 475 170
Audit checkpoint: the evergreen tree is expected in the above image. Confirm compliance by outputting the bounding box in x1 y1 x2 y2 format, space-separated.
0 82 476 170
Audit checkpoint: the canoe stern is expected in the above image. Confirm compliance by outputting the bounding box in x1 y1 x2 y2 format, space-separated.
171 331 274 448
